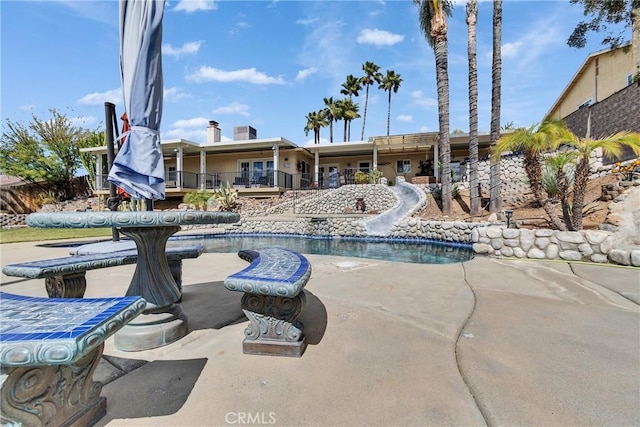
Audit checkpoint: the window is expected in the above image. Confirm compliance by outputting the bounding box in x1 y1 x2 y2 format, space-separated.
627 73 633 86
396 159 411 174
358 161 370 173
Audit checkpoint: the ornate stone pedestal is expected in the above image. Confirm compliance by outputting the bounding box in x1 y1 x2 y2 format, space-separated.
1 346 106 427
241 292 307 357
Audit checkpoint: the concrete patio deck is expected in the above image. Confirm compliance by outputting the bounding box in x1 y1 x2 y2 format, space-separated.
1 240 638 426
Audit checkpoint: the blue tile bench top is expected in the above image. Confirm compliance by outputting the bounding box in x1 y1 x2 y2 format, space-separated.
224 248 312 297
0 291 146 367
2 245 203 279
26 211 239 228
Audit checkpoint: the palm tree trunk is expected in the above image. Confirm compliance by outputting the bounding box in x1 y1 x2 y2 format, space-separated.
467 0 480 216
329 121 333 143
386 91 392 141
557 168 574 230
571 157 590 230
525 154 567 231
489 0 502 214
344 120 348 143
361 86 369 141
435 37 452 215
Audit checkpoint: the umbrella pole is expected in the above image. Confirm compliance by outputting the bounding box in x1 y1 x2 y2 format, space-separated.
104 102 121 242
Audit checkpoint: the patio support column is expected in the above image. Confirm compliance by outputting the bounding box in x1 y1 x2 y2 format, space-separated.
96 154 103 190
434 143 439 180
314 151 319 185
272 144 279 187
199 148 206 190
176 146 183 188
373 146 378 170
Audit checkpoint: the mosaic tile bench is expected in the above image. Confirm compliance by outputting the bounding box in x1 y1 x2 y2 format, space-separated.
0 291 146 426
2 245 203 299
224 247 312 357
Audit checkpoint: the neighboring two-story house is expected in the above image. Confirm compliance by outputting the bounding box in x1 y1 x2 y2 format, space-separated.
545 41 639 157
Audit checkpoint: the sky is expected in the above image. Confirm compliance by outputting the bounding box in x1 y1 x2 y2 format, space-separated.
0 0 632 147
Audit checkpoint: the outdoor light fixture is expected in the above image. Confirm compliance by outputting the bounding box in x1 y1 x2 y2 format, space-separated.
504 209 514 228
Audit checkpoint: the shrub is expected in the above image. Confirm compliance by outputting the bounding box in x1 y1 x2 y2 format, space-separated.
354 170 369 184
183 190 212 210
211 183 238 211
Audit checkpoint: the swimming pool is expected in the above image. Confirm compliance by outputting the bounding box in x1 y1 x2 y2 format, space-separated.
169 234 474 264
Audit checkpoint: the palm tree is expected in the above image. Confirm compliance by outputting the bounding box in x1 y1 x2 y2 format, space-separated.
492 120 573 231
563 119 640 230
379 70 403 141
336 98 360 142
489 0 503 215
304 110 328 145
414 0 454 215
340 74 362 101
323 97 339 143
466 0 480 217
359 61 382 141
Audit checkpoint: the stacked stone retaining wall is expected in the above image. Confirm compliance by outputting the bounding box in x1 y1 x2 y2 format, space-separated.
294 184 397 215
471 226 639 267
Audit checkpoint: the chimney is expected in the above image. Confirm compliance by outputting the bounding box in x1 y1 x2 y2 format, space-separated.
207 120 221 143
233 125 257 141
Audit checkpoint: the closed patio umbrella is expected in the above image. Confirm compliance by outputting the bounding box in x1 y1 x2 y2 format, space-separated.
108 0 165 202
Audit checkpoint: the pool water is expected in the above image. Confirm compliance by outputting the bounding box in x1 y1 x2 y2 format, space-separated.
169 234 474 264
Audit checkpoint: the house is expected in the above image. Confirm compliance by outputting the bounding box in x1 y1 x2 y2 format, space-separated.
83 121 497 205
545 41 639 150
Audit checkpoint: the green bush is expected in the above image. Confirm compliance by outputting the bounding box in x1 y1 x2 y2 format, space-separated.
354 170 369 184
183 190 212 210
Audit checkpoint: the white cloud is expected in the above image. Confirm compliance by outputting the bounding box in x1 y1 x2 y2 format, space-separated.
186 66 286 84
295 18 316 25
419 125 430 132
170 117 210 129
296 68 317 81
77 89 122 106
499 15 565 72
229 22 251 36
163 116 210 142
411 90 437 108
213 101 250 117
164 87 190 103
163 41 203 58
173 0 217 13
356 28 404 47
397 115 413 123
20 104 35 112
502 41 523 58
70 116 97 127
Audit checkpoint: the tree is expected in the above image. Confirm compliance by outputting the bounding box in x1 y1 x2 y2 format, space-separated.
492 121 573 231
562 122 640 230
379 70 403 141
0 109 88 201
466 0 480 217
359 61 382 141
414 0 454 215
489 0 503 215
567 0 640 49
304 110 328 144
335 98 360 142
323 97 339 143
340 74 362 101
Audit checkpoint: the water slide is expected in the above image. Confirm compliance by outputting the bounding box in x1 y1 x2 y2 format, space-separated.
364 177 426 236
